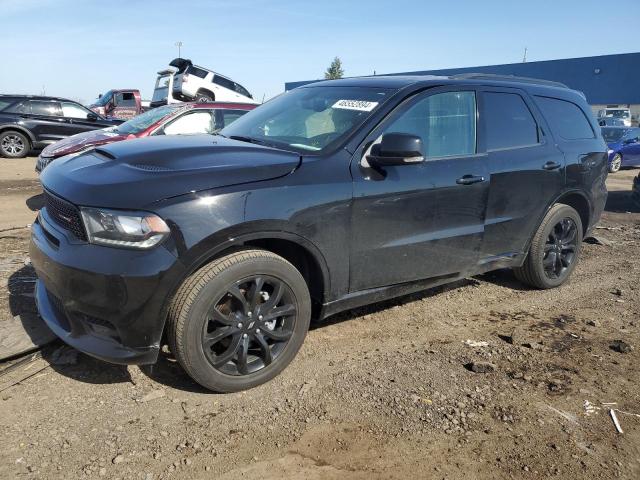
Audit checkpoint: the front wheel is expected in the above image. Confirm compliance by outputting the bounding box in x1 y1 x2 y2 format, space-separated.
167 249 311 392
0 131 30 158
514 204 583 289
609 154 622 173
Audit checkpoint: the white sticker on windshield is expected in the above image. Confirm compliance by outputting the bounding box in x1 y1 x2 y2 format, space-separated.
332 99 379 112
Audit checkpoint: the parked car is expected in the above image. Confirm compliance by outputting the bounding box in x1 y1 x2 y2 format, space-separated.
30 74 608 392
89 89 146 120
598 117 626 127
597 107 632 127
151 58 257 107
601 126 640 172
0 95 118 158
36 102 255 172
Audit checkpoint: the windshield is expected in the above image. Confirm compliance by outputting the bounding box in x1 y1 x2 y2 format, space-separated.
601 127 627 143
116 105 178 134
93 91 113 106
220 86 393 153
605 109 630 119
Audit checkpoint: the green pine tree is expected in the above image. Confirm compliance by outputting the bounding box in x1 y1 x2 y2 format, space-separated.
324 57 344 80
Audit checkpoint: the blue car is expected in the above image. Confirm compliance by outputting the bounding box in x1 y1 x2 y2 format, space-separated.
601 126 640 173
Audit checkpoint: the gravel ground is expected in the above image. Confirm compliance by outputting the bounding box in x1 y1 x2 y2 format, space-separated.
0 161 638 479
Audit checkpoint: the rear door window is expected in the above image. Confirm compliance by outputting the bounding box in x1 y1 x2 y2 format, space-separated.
483 92 539 151
187 66 209 79
535 96 595 140
29 101 62 116
213 75 236 91
214 109 249 130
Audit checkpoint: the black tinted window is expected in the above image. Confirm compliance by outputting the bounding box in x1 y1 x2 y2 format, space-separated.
115 92 136 107
213 75 236 91
484 92 538 150
29 101 62 116
535 96 594 140
0 98 19 111
234 83 251 98
385 91 477 158
214 109 249 130
187 66 209 79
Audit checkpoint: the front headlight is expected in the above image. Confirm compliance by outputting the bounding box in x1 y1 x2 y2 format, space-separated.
80 207 170 249
608 149 614 155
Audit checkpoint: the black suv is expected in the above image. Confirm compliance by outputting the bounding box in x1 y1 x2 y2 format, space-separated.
30 75 608 392
0 95 118 158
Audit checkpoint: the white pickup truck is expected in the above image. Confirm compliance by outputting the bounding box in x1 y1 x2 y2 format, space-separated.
151 58 257 108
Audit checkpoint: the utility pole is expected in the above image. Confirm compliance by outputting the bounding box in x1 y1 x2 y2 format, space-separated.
175 41 183 58
522 47 528 63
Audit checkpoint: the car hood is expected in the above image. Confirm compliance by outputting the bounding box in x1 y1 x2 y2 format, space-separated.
41 128 131 158
40 135 301 209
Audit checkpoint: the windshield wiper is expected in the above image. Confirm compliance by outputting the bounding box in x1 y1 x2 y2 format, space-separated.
228 135 265 145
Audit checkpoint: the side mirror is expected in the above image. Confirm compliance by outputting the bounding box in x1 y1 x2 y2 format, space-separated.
623 137 637 145
366 133 424 167
87 112 98 121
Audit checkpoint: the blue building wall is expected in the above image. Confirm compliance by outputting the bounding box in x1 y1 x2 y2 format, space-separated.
285 52 640 105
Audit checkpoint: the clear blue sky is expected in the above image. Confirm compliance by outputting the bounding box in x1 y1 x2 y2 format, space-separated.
1 0 636 104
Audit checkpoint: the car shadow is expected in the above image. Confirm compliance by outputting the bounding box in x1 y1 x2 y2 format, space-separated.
605 189 640 213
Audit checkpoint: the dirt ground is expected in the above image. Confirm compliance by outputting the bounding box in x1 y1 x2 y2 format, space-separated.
1 158 639 480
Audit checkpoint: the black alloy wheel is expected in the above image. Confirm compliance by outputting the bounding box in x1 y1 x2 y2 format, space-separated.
514 203 583 289
542 218 578 280
167 249 311 392
202 275 297 376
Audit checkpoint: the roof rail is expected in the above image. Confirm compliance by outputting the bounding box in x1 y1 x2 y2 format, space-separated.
451 73 569 89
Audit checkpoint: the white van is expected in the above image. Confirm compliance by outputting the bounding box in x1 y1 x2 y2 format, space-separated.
151 58 256 107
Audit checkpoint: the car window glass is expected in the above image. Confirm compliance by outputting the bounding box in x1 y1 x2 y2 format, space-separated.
187 66 209 79
535 96 594 140
234 83 251 98
214 109 249 131
213 75 236 91
383 91 476 158
163 111 213 135
114 92 136 107
2 100 27 113
29 101 62 116
61 102 91 119
484 92 539 150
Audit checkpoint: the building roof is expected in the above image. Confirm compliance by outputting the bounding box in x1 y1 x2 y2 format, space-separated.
286 52 640 105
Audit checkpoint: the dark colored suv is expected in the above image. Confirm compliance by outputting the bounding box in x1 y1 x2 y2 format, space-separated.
30 75 608 392
0 95 118 158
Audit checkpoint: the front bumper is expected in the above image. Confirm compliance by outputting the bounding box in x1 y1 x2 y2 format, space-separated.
30 208 184 365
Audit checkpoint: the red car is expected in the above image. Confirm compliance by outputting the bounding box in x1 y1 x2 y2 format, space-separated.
36 102 256 172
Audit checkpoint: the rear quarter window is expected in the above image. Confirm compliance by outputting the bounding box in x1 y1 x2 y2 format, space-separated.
535 96 595 140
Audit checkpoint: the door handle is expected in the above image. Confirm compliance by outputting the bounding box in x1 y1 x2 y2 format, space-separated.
456 174 485 185
543 161 561 170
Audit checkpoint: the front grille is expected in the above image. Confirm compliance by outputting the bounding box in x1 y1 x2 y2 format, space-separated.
44 191 87 241
36 155 53 173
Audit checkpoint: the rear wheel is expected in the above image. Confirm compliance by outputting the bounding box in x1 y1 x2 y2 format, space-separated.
514 204 583 289
167 249 311 392
0 131 30 158
609 154 622 173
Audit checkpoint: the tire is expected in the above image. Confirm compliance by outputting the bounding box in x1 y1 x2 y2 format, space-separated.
167 249 311 392
514 203 583 289
0 131 30 158
609 154 622 173
195 92 213 103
